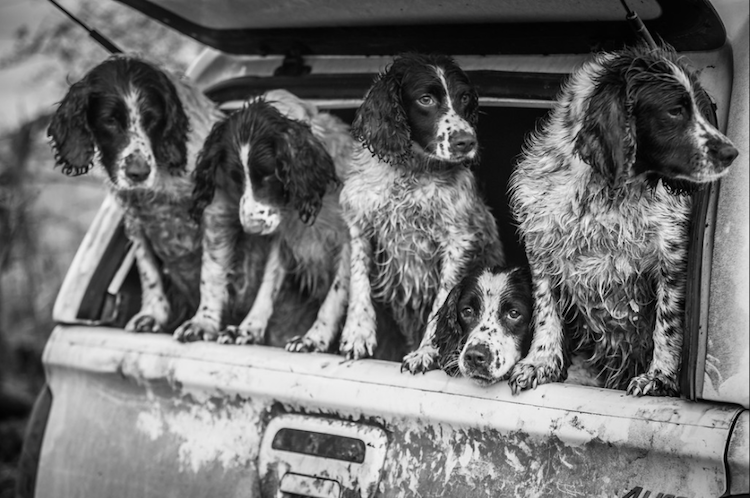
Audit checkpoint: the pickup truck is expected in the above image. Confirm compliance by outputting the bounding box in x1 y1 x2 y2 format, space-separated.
17 0 749 497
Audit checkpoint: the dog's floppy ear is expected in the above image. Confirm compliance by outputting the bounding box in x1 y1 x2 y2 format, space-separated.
351 63 412 164
433 278 469 377
190 118 228 223
574 83 636 187
154 71 190 174
277 119 339 225
48 78 96 177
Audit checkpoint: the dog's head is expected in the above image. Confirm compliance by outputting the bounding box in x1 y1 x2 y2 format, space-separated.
433 266 533 386
48 55 190 191
574 42 738 191
352 52 479 166
190 99 338 234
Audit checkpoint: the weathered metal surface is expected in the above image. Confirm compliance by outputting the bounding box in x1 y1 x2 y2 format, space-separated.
703 3 750 409
36 326 741 498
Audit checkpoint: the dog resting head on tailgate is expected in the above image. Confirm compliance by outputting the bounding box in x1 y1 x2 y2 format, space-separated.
433 266 533 386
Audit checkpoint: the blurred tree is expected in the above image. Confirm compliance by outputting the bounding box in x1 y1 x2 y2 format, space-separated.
1 0 204 85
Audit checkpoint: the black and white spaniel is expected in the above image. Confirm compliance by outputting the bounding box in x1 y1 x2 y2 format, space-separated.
508 42 738 396
174 92 353 350
433 266 533 386
338 53 505 371
48 54 223 333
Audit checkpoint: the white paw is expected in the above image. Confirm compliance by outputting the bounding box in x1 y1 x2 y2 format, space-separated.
401 345 439 374
286 321 336 353
339 312 377 360
126 311 166 334
222 321 266 345
173 315 220 342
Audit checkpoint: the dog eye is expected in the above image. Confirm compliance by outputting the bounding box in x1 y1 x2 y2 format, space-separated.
229 169 244 186
667 105 685 118
460 306 475 318
141 112 157 131
460 93 471 105
507 309 521 320
417 95 435 106
102 116 120 130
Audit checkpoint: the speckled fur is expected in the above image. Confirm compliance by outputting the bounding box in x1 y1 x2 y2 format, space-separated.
340 55 505 365
48 54 224 333
508 43 738 396
177 94 354 350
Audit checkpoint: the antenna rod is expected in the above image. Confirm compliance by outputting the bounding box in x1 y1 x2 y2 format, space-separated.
48 0 123 54
619 0 657 49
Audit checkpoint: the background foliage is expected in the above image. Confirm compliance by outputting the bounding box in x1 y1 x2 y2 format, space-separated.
0 1 203 494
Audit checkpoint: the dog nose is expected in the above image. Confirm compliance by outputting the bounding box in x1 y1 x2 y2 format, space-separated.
712 143 739 168
124 155 151 182
450 132 476 154
464 344 491 368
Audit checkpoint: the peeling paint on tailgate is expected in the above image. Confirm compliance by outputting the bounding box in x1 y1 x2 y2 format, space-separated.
36 327 741 498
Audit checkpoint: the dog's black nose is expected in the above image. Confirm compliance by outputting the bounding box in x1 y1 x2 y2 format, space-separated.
124 155 151 182
450 132 476 154
713 143 739 167
464 344 491 368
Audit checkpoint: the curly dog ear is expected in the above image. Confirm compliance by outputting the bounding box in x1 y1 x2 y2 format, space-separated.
351 61 412 165
48 78 96 177
574 81 636 188
190 118 229 223
153 71 190 175
433 278 469 377
276 119 338 225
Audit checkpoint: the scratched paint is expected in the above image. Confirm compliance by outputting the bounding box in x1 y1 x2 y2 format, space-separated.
37 328 736 498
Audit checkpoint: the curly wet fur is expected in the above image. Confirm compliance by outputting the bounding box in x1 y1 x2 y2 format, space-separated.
340 53 504 366
508 42 738 396
47 54 224 333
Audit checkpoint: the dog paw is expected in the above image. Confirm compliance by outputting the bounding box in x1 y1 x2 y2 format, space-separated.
125 312 165 334
339 310 377 359
173 317 219 343
508 359 563 394
286 335 325 353
400 345 439 374
220 324 265 345
339 324 376 360
627 372 679 397
286 321 336 353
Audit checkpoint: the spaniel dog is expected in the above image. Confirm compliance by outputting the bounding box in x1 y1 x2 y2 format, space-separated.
433 266 533 386
339 53 505 371
48 54 223 333
508 42 738 396
174 93 353 350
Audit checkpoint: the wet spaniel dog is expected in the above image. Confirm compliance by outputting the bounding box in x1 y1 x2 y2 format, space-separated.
339 53 505 370
508 42 738 396
48 54 223 333
175 93 353 350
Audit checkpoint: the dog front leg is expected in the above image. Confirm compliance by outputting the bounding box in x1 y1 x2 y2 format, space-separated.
402 231 474 374
287 240 351 353
339 224 377 359
627 237 687 397
173 204 235 342
508 268 566 393
223 239 286 345
125 229 171 333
